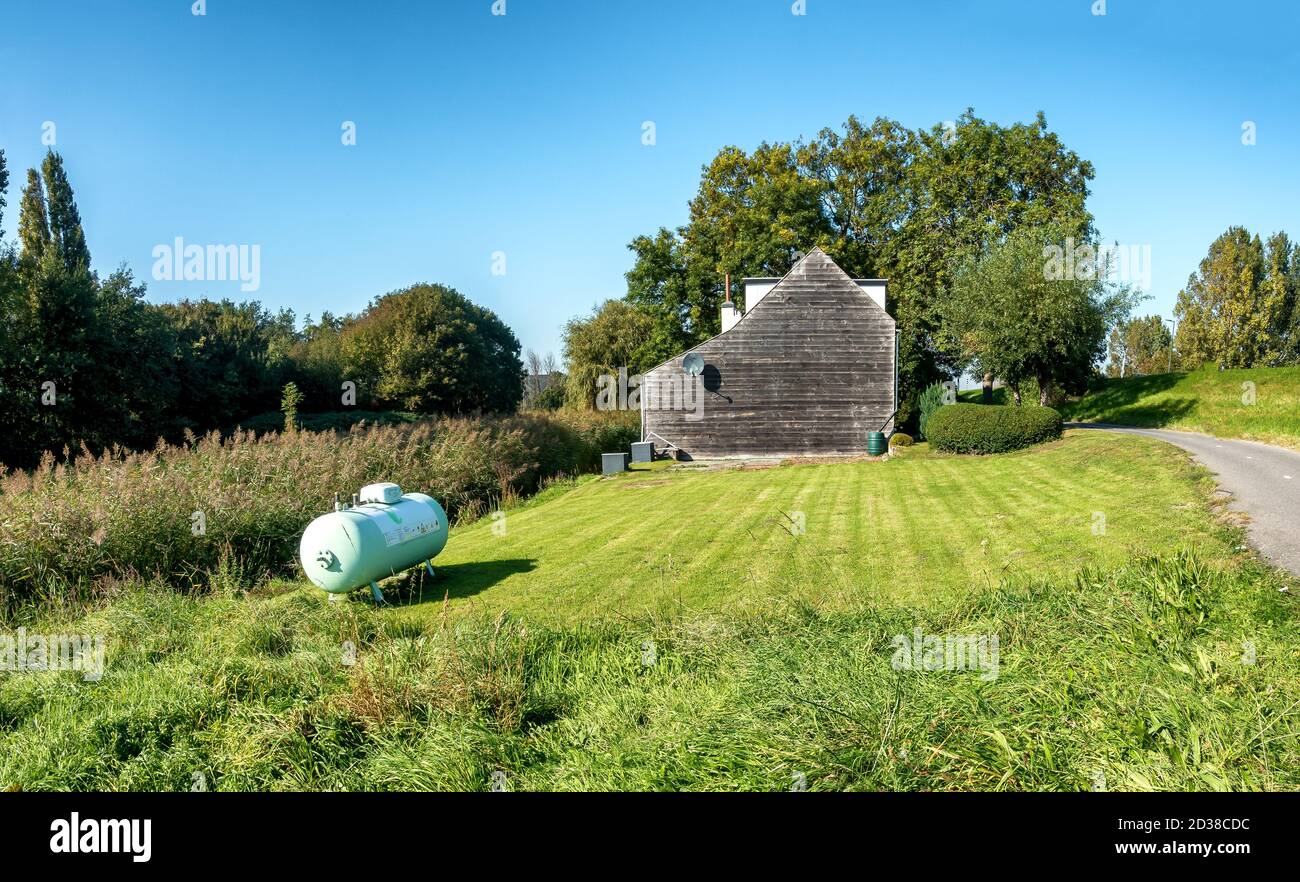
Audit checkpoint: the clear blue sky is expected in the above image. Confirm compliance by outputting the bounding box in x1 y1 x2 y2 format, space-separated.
2 0 1297 359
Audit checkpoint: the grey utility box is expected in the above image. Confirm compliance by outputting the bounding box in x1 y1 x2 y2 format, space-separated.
601 452 629 475
630 441 654 464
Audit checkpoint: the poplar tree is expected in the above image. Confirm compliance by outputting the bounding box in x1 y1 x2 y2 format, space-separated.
41 151 91 271
18 168 51 265
1173 227 1272 369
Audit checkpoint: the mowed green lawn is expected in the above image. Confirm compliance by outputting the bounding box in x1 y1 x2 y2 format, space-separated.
394 431 1232 625
1057 366 1300 450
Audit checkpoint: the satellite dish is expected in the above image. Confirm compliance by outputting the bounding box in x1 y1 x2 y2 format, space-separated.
682 353 704 376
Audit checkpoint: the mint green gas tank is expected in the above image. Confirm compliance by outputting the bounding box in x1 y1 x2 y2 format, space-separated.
299 483 449 595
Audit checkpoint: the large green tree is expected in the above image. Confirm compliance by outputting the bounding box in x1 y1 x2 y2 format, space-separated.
1107 315 1173 378
17 168 50 269
10 154 100 461
560 299 655 410
41 151 91 272
1261 231 1299 364
339 283 524 414
1173 227 1280 369
160 299 298 432
0 151 24 462
942 224 1135 406
0 149 8 240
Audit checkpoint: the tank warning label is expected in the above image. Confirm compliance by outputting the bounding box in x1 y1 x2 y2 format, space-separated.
380 519 438 547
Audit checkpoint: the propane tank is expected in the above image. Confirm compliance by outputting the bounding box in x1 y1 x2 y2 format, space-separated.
299 482 449 602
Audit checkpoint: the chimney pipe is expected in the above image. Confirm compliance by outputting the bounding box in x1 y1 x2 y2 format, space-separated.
720 271 741 333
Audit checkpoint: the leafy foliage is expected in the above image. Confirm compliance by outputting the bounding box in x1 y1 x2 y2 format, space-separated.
533 383 566 411
1108 315 1173 378
561 299 654 409
0 148 527 469
942 224 1136 406
1174 227 1299 368
916 382 948 440
925 403 1063 454
333 283 523 414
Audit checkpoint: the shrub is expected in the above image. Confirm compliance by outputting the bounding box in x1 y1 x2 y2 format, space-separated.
926 404 1063 454
0 410 639 607
916 382 949 440
888 432 913 448
533 384 566 410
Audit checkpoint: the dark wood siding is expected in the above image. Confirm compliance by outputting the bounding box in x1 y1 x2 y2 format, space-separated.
642 249 896 457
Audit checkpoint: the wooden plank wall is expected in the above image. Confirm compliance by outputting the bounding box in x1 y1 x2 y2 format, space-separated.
642 249 896 458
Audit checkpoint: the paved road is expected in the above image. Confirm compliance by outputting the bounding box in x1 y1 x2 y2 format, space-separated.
1071 424 1300 580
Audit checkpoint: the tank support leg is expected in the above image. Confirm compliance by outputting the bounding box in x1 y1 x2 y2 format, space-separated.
424 560 436 579
327 593 343 604
369 581 386 604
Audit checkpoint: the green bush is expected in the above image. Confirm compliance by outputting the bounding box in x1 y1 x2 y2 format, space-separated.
533 384 566 410
888 432 913 448
926 403 1063 454
916 382 949 440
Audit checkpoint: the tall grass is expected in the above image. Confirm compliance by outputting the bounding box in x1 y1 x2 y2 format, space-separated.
0 411 638 608
2 550 1295 791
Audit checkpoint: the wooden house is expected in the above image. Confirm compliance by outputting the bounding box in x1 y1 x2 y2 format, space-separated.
640 248 897 458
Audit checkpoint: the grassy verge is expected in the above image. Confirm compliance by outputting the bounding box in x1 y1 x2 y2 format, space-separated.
1054 366 1300 449
2 549 1295 791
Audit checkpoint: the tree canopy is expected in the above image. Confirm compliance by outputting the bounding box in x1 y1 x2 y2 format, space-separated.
561 299 654 410
0 148 527 469
941 224 1136 406
1174 227 1298 369
333 283 524 414
621 110 1096 421
1107 315 1173 378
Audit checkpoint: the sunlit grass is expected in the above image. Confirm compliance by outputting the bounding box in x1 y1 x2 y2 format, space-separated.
394 432 1233 624
1057 366 1300 450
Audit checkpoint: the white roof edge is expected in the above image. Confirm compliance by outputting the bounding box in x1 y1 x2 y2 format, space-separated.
743 277 889 282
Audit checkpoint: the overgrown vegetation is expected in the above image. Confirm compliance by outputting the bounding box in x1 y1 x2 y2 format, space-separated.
926 404 1063 455
2 548 1294 791
0 411 638 609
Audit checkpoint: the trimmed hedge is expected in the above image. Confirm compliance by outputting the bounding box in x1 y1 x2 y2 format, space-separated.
925 404 1063 454
888 432 914 448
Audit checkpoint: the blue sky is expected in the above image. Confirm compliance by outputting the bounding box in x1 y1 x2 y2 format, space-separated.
2 0 1297 359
